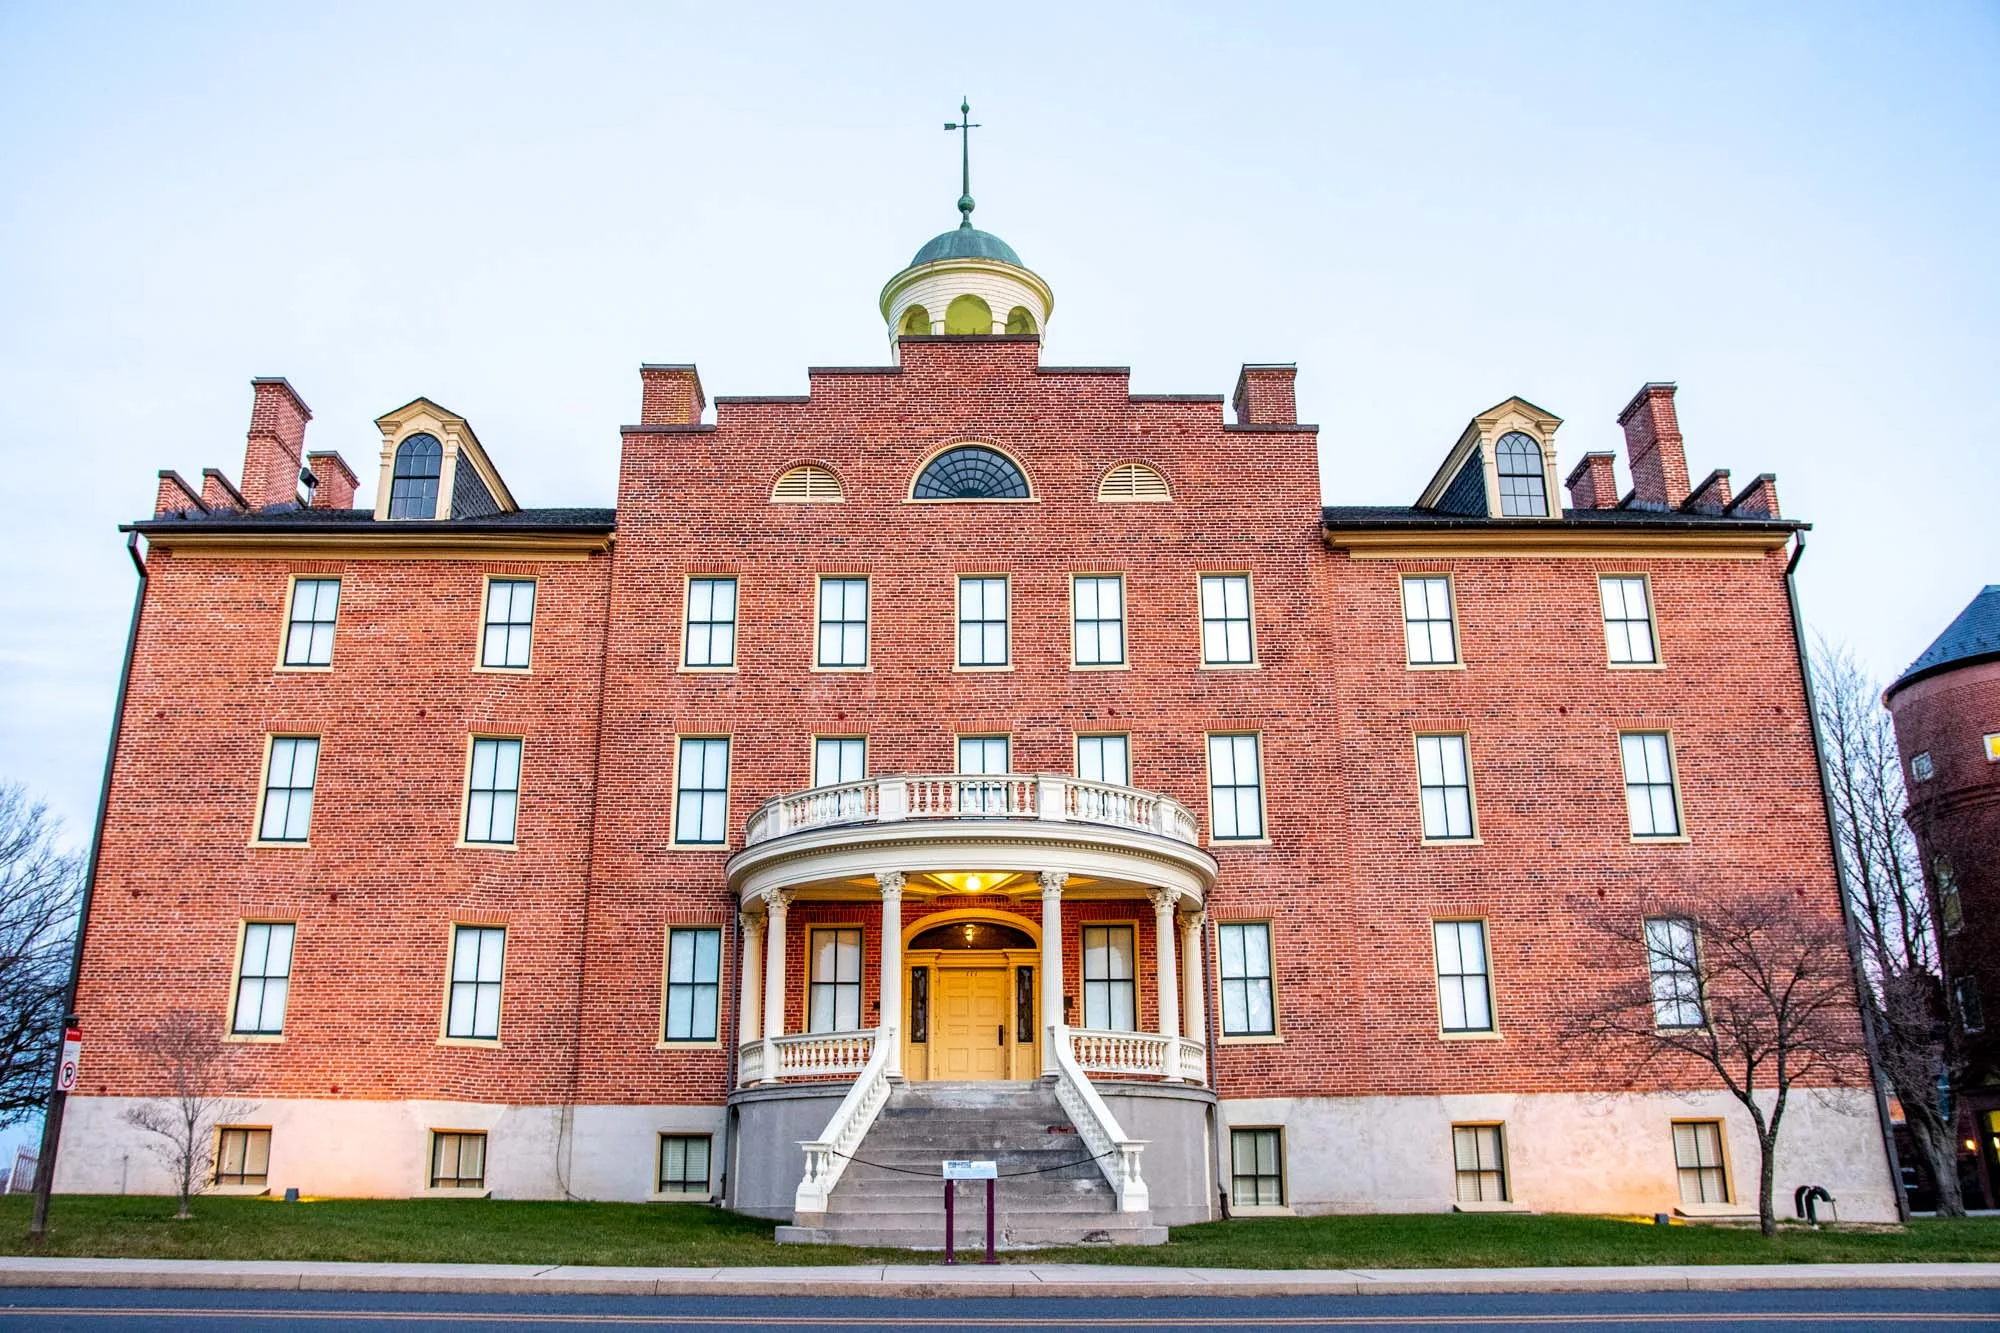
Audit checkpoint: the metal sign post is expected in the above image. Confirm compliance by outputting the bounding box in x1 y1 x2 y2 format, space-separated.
942 1159 998 1263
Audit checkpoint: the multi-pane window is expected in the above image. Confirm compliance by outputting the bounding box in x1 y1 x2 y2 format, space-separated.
1910 751 1935 782
430 1131 487 1189
1434 920 1494 1033
1452 1124 1508 1203
1218 922 1276 1037
388 434 442 520
258 737 319 843
958 576 1010 667
464 738 522 845
658 1134 712 1195
1077 735 1130 787
674 737 730 845
1959 978 1987 1034
1416 734 1475 841
1645 917 1704 1029
683 577 737 669
1600 576 1657 665
1073 575 1126 666
1199 575 1255 664
1673 1121 1728 1204
1936 857 1963 934
231 922 296 1036
1207 733 1265 841
957 734 1011 814
1229 1128 1284 1207
809 928 863 1032
1621 732 1682 838
282 578 340 667
214 1128 271 1186
446 925 506 1041
816 577 869 668
1495 432 1548 517
480 579 536 669
663 927 722 1042
813 737 866 788
1401 576 1456 666
1081 924 1137 1031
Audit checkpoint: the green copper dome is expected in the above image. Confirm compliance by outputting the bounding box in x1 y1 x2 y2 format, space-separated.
909 223 1022 269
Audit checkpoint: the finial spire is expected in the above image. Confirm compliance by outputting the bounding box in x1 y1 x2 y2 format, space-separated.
943 96 980 229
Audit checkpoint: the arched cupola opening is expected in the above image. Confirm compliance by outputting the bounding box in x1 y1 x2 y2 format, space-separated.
944 294 993 335
1005 306 1037 335
900 305 932 336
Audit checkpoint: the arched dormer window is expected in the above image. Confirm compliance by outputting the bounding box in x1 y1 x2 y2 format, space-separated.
944 294 993 335
1005 306 1037 335
1098 462 1171 502
1495 432 1549 517
900 305 931 336
388 433 443 519
912 445 1030 501
772 463 845 503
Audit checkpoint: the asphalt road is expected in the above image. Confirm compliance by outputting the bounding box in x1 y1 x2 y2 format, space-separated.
0 1287 1997 1331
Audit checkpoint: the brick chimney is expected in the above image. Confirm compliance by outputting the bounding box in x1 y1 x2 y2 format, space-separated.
1682 468 1733 515
305 451 360 510
154 471 205 517
201 468 247 512
1727 474 1781 519
1616 382 1690 510
1232 364 1297 426
640 364 706 426
1564 452 1619 510
238 377 313 510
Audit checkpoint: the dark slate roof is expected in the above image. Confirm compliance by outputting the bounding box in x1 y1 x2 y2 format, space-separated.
1321 505 1803 532
128 506 615 534
1888 585 2000 697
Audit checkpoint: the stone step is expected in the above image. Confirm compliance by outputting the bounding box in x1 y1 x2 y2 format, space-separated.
776 1221 1169 1249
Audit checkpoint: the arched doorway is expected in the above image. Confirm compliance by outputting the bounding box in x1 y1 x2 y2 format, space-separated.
903 911 1039 1082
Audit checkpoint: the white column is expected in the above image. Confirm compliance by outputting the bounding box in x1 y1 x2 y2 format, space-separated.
737 907 765 1049
1179 908 1207 1053
1039 870 1066 1075
879 871 904 1080
759 888 791 1084
1150 890 1181 1068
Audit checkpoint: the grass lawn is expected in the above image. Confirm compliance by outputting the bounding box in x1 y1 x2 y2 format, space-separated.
4 1195 1998 1269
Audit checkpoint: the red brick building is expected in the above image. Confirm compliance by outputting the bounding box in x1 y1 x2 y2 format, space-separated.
56 202 1899 1241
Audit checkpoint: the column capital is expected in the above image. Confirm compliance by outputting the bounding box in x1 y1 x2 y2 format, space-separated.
758 887 794 914
1177 908 1206 932
1147 887 1179 916
739 904 768 932
1038 870 1067 898
877 870 906 899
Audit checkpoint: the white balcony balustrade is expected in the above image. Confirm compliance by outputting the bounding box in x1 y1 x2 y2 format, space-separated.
742 1029 876 1085
743 774 1200 848
1069 1029 1209 1084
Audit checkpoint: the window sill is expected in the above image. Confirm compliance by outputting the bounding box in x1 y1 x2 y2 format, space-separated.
249 840 312 850
1217 1034 1284 1046
810 664 872 674
209 1183 271 1197
655 1039 726 1051
666 843 733 853
1607 661 1666 671
422 1187 492 1199
1228 1204 1294 1218
1197 662 1261 671
1420 836 1484 848
1208 838 1273 849
1071 662 1131 672
677 665 739 675
437 1036 503 1050
1438 1030 1503 1042
953 664 1015 674
1405 662 1466 672
1630 835 1692 846
223 1033 285 1045
650 1189 716 1203
1675 1203 1753 1219
455 841 519 852
1453 1200 1530 1213
274 665 334 674
472 665 534 676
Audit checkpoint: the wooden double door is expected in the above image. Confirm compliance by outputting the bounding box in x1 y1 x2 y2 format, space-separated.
915 959 1038 1081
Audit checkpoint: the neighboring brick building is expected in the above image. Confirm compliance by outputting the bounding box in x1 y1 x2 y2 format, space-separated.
1886 586 2000 1208
57 195 1899 1239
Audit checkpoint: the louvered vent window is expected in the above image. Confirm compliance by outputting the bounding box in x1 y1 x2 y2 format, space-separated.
1098 462 1171 502
772 464 844 503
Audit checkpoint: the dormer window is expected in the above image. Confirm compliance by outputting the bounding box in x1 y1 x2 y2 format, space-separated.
912 445 1030 501
388 433 443 519
1495 433 1549 517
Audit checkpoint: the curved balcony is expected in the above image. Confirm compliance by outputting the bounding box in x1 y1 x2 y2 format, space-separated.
744 774 1200 847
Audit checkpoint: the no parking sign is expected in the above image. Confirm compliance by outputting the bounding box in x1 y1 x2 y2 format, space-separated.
56 1028 80 1093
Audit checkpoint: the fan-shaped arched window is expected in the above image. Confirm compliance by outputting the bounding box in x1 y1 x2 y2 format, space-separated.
900 305 931 336
1098 462 1172 502
1005 306 1037 335
772 463 845 503
388 433 443 519
912 445 1030 501
1494 432 1549 517
944 294 993 335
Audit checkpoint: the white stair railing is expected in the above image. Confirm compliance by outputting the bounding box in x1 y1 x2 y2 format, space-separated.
793 1024 895 1218
1048 1023 1150 1214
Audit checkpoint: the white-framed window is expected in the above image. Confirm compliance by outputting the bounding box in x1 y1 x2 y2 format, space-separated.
1644 917 1704 1029
480 578 536 669
1229 1127 1284 1207
673 737 730 845
1402 576 1456 666
1073 575 1126 666
446 925 506 1041
957 734 1011 813
1910 751 1935 783
813 737 866 788
1452 1124 1508 1202
957 575 1010 667
1434 920 1493 1033
1959 977 1986 1034
231 922 295 1036
464 738 522 845
1081 924 1137 1031
214 1127 271 1186
430 1131 486 1188
809 927 863 1032
1416 734 1475 841
1673 1121 1728 1204
662 926 722 1042
1199 574 1255 665
1217 921 1275 1037
1495 432 1549 517
258 737 319 843
282 578 340 667
1600 576 1657 665
658 1134 712 1195
1207 733 1265 841
1076 734 1130 787
683 577 737 669
1621 732 1683 838
816 577 869 668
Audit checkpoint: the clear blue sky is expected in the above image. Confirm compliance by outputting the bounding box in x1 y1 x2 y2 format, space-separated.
1 0 1995 848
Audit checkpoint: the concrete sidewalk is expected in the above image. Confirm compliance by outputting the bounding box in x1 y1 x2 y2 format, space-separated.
0 1256 1996 1298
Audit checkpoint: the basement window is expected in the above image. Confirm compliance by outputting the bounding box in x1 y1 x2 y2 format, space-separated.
430 1131 487 1189
657 1134 712 1196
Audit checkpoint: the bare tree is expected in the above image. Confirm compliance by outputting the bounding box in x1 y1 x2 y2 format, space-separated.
1812 637 1964 1216
0 784 84 1124
1566 897 1865 1238
120 1010 249 1218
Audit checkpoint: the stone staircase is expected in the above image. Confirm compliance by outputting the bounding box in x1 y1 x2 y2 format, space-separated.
775 1080 1166 1248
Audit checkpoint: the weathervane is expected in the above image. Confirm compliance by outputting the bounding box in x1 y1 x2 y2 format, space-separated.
943 97 979 228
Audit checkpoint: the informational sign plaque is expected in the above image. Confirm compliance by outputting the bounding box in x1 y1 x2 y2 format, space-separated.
941 1159 997 1180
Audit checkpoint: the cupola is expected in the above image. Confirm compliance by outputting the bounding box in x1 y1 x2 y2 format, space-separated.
878 100 1054 356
